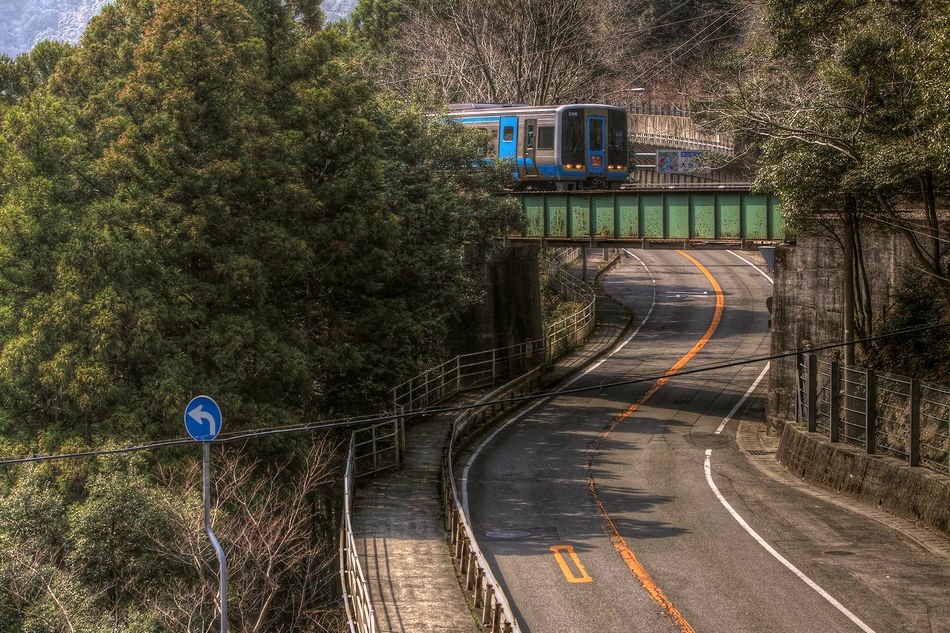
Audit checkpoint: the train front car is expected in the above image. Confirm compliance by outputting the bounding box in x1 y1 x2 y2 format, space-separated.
449 103 628 190
555 105 628 190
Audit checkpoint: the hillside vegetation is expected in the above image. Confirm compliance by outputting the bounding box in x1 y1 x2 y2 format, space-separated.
0 0 520 629
0 0 946 629
698 0 950 372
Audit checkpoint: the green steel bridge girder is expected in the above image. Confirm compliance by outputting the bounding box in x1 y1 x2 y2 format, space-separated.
511 190 786 246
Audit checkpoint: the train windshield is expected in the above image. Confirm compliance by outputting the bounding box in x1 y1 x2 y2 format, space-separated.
561 108 584 165
607 109 628 168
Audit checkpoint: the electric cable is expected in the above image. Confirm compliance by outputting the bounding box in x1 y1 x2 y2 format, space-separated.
1 319 947 467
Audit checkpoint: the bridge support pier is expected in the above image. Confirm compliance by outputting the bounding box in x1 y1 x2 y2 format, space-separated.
447 246 543 367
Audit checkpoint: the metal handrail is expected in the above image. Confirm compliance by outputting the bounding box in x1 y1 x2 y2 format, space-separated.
442 368 541 633
340 418 406 633
340 435 377 633
543 250 595 362
392 248 595 411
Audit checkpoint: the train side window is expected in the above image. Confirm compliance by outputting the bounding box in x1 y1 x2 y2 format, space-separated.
503 126 514 142
538 126 554 150
525 124 535 149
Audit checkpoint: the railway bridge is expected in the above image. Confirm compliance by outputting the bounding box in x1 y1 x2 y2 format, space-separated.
504 186 785 248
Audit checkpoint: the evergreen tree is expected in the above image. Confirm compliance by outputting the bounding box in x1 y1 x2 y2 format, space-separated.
0 0 521 447
700 0 950 360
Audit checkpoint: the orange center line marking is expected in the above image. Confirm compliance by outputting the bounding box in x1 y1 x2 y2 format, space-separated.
550 545 593 583
589 250 723 633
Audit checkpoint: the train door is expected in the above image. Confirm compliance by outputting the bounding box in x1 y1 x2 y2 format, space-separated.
587 115 606 177
499 116 518 163
521 118 539 179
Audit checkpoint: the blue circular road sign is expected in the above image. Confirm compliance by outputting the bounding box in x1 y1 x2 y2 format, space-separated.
184 395 223 441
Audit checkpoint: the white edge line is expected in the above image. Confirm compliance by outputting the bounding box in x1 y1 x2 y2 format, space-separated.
715 362 770 435
462 250 656 516
705 363 877 633
727 249 774 285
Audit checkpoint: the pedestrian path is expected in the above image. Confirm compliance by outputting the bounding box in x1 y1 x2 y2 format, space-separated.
351 253 634 632
353 402 479 633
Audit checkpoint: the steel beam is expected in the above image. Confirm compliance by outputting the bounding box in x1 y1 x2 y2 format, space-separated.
511 189 785 246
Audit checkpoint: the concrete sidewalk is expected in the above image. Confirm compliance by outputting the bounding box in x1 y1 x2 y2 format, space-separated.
351 254 634 632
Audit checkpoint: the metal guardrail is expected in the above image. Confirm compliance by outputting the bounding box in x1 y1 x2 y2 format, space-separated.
441 368 542 633
391 343 538 414
340 419 406 633
544 249 596 362
344 248 598 633
392 249 595 413
631 133 734 154
797 353 950 474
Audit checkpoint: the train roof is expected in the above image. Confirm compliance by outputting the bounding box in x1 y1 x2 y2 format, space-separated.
447 103 626 117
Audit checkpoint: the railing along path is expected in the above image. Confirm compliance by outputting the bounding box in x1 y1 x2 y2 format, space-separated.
390 248 594 414
341 249 597 632
441 369 542 633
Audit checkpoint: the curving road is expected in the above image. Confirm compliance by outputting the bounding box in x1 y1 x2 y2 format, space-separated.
462 250 950 633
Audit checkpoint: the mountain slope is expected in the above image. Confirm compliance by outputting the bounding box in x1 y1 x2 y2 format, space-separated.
1 0 356 58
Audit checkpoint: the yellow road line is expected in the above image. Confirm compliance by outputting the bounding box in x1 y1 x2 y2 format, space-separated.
588 250 723 633
550 545 593 583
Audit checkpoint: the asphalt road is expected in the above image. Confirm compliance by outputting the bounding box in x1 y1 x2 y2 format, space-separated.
461 249 950 633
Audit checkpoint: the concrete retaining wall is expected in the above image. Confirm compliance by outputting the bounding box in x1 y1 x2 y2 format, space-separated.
768 228 913 433
450 246 543 357
770 225 950 538
777 422 950 537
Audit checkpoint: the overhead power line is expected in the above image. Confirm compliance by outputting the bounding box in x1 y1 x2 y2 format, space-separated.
1 320 948 467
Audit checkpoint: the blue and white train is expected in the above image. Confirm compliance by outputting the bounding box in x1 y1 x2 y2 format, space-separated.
449 103 629 190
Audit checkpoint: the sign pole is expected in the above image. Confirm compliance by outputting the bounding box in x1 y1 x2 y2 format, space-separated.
203 441 229 633
186 395 227 633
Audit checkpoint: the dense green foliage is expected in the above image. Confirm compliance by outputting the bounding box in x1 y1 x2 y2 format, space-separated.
701 0 950 358
0 0 521 451
869 273 950 382
0 0 522 629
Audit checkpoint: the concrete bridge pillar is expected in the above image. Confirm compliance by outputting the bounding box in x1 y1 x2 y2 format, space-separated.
448 246 543 365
